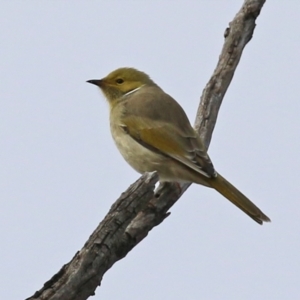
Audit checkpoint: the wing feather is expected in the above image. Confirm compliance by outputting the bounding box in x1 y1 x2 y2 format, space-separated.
123 116 216 178
120 86 216 178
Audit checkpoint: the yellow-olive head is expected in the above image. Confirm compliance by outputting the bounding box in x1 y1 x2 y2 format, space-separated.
87 67 156 103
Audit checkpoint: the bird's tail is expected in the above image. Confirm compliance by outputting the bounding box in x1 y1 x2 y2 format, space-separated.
205 172 270 225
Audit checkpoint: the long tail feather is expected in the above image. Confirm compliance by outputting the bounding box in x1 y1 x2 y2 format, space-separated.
206 173 270 225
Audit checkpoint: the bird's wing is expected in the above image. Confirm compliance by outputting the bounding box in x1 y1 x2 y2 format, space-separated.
121 115 216 178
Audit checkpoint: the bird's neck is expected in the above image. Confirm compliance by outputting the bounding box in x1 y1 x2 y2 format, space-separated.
122 85 145 98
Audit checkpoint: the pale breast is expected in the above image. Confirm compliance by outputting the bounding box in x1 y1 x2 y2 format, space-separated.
108 98 209 185
109 103 165 174
110 121 165 174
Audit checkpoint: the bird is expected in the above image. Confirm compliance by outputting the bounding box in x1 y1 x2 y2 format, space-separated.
87 67 270 225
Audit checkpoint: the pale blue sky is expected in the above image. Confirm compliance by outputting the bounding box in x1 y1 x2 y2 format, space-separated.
1 1 300 299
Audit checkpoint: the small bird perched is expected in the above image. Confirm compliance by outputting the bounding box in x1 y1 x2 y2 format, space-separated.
87 67 270 225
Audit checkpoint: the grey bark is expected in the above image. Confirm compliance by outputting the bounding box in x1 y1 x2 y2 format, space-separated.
26 1 266 299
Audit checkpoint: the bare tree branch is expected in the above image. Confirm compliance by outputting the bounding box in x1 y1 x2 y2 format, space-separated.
195 0 265 146
26 1 266 299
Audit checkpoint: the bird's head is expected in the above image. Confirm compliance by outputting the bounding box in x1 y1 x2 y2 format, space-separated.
87 67 156 105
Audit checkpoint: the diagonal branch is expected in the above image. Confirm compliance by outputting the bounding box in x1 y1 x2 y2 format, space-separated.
26 1 266 299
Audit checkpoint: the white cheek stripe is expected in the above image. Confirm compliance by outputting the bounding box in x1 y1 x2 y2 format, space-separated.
123 85 145 97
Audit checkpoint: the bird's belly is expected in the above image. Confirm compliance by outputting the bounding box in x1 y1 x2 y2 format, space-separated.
110 121 210 186
111 125 165 174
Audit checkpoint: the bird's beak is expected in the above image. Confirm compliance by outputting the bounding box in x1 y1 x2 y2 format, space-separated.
86 79 103 87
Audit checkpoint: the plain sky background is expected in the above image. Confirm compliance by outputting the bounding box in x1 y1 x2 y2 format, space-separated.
1 1 300 300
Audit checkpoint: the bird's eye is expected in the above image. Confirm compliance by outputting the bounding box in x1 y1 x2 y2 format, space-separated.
116 78 124 84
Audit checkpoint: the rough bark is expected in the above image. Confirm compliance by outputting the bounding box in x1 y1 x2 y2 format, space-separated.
26 1 266 299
